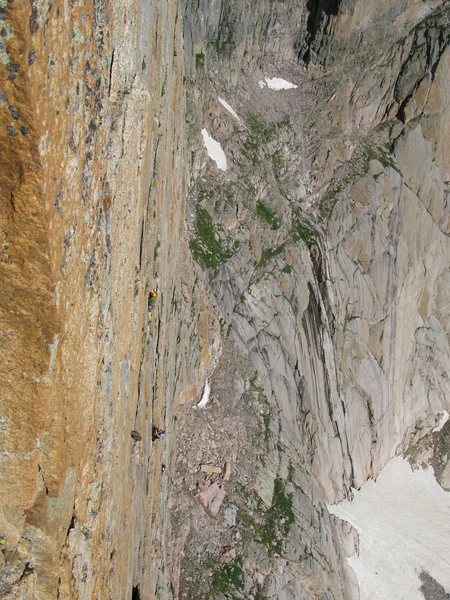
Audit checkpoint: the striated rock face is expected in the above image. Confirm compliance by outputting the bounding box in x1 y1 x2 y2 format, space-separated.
0 0 449 599
0 1 216 598
172 1 450 598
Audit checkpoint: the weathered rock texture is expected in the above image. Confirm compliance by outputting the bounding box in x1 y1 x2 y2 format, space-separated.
0 0 449 599
172 0 450 598
0 1 216 598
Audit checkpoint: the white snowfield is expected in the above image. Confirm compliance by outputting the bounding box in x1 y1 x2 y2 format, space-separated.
258 77 298 90
201 129 227 171
328 457 450 600
218 97 241 123
195 378 211 409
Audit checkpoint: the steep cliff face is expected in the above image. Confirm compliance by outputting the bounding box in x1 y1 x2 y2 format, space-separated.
0 1 216 598
0 0 449 599
172 1 450 598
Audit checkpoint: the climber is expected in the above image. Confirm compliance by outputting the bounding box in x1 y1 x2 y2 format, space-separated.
148 289 158 311
152 426 166 441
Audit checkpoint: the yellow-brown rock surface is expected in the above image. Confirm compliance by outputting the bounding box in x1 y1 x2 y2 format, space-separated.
0 1 217 598
1 0 449 599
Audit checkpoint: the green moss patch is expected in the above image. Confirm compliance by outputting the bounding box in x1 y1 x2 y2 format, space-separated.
256 201 281 230
290 219 318 246
238 478 295 556
363 142 398 172
241 113 277 165
257 244 286 268
211 556 244 595
195 52 205 69
189 207 237 270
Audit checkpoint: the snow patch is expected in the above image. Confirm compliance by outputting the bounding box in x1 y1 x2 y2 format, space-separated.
195 379 211 409
327 457 450 599
433 410 449 432
218 97 241 123
201 129 227 171
258 77 298 90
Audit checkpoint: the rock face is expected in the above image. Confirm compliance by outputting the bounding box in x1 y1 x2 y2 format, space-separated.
0 1 216 598
0 0 449 599
172 0 450 598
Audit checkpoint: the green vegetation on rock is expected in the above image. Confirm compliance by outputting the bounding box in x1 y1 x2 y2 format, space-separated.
256 201 281 230
363 142 398 172
189 206 237 270
271 148 284 172
291 219 318 246
240 112 292 167
238 478 295 556
242 113 277 165
207 21 235 55
254 216 319 269
257 244 286 268
198 181 235 210
211 556 244 596
195 52 205 69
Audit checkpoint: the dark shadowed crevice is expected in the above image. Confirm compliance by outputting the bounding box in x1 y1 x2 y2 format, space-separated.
300 0 341 62
419 572 450 600
306 0 340 37
132 585 141 600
